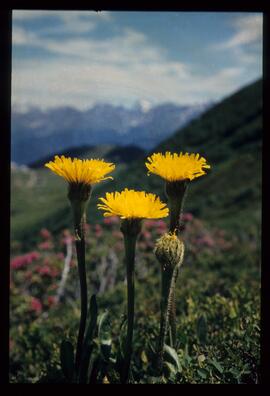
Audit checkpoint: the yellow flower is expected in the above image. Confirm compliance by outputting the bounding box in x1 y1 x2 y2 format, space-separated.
145 151 210 182
45 155 115 185
98 188 169 219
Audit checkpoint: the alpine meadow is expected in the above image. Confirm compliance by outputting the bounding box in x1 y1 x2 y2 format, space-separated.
10 78 261 384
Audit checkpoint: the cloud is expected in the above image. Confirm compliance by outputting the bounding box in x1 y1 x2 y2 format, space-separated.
209 13 262 70
12 10 111 22
211 14 262 51
13 10 111 36
223 14 262 49
12 26 37 45
12 12 262 110
12 56 247 110
11 29 190 109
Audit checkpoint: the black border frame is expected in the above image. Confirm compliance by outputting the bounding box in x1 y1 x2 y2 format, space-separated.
0 2 268 385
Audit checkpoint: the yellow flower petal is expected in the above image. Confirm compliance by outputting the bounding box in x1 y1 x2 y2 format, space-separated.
145 151 211 182
45 155 115 185
97 188 169 220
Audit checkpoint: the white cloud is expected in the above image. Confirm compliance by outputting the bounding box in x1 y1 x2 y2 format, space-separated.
13 10 111 21
224 14 262 48
209 13 262 72
12 26 36 45
13 10 111 36
211 14 262 51
12 56 248 110
12 13 261 110
13 10 60 20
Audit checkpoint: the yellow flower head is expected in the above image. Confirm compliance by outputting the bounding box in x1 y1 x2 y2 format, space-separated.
97 188 169 220
145 151 211 182
45 155 115 185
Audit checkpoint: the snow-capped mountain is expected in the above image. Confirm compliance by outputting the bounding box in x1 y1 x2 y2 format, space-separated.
11 101 212 165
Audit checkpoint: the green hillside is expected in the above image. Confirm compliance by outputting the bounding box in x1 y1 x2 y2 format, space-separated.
11 79 262 247
29 144 145 168
90 78 262 233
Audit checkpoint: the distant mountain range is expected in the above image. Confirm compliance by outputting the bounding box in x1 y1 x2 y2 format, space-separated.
11 101 212 165
11 79 262 243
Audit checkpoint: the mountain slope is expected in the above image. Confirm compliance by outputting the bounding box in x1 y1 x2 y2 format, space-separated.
28 144 146 168
11 79 262 246
89 78 262 232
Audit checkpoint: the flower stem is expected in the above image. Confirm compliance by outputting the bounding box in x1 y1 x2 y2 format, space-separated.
74 215 88 377
157 267 173 372
167 266 179 348
165 181 187 350
67 184 91 382
120 220 140 384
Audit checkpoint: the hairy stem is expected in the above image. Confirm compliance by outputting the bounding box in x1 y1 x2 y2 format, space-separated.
121 232 137 384
165 181 187 350
74 215 88 378
167 266 179 348
157 267 173 372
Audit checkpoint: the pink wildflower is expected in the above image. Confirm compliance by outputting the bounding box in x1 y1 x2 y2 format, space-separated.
36 265 51 276
43 257 51 266
95 224 103 238
182 213 194 222
11 252 40 270
103 216 119 226
196 235 215 247
38 241 54 250
40 228 52 240
47 296 56 307
144 220 157 229
141 231 152 240
30 297 42 314
155 220 167 229
50 268 60 277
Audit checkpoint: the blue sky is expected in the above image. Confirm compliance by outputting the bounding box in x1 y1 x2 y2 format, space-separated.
12 11 262 111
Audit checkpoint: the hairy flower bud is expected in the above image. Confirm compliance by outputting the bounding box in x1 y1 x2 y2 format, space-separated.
154 233 185 271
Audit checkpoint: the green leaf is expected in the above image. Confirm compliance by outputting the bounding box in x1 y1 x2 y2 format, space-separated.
210 358 224 373
97 310 112 361
164 361 177 376
163 344 182 372
79 294 98 383
89 356 101 384
60 340 75 382
148 341 157 355
197 368 208 379
101 342 112 362
141 350 148 364
98 311 109 339
118 318 127 359
147 376 165 384
196 315 208 345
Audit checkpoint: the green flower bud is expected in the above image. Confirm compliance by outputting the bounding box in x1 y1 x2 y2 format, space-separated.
154 233 185 271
